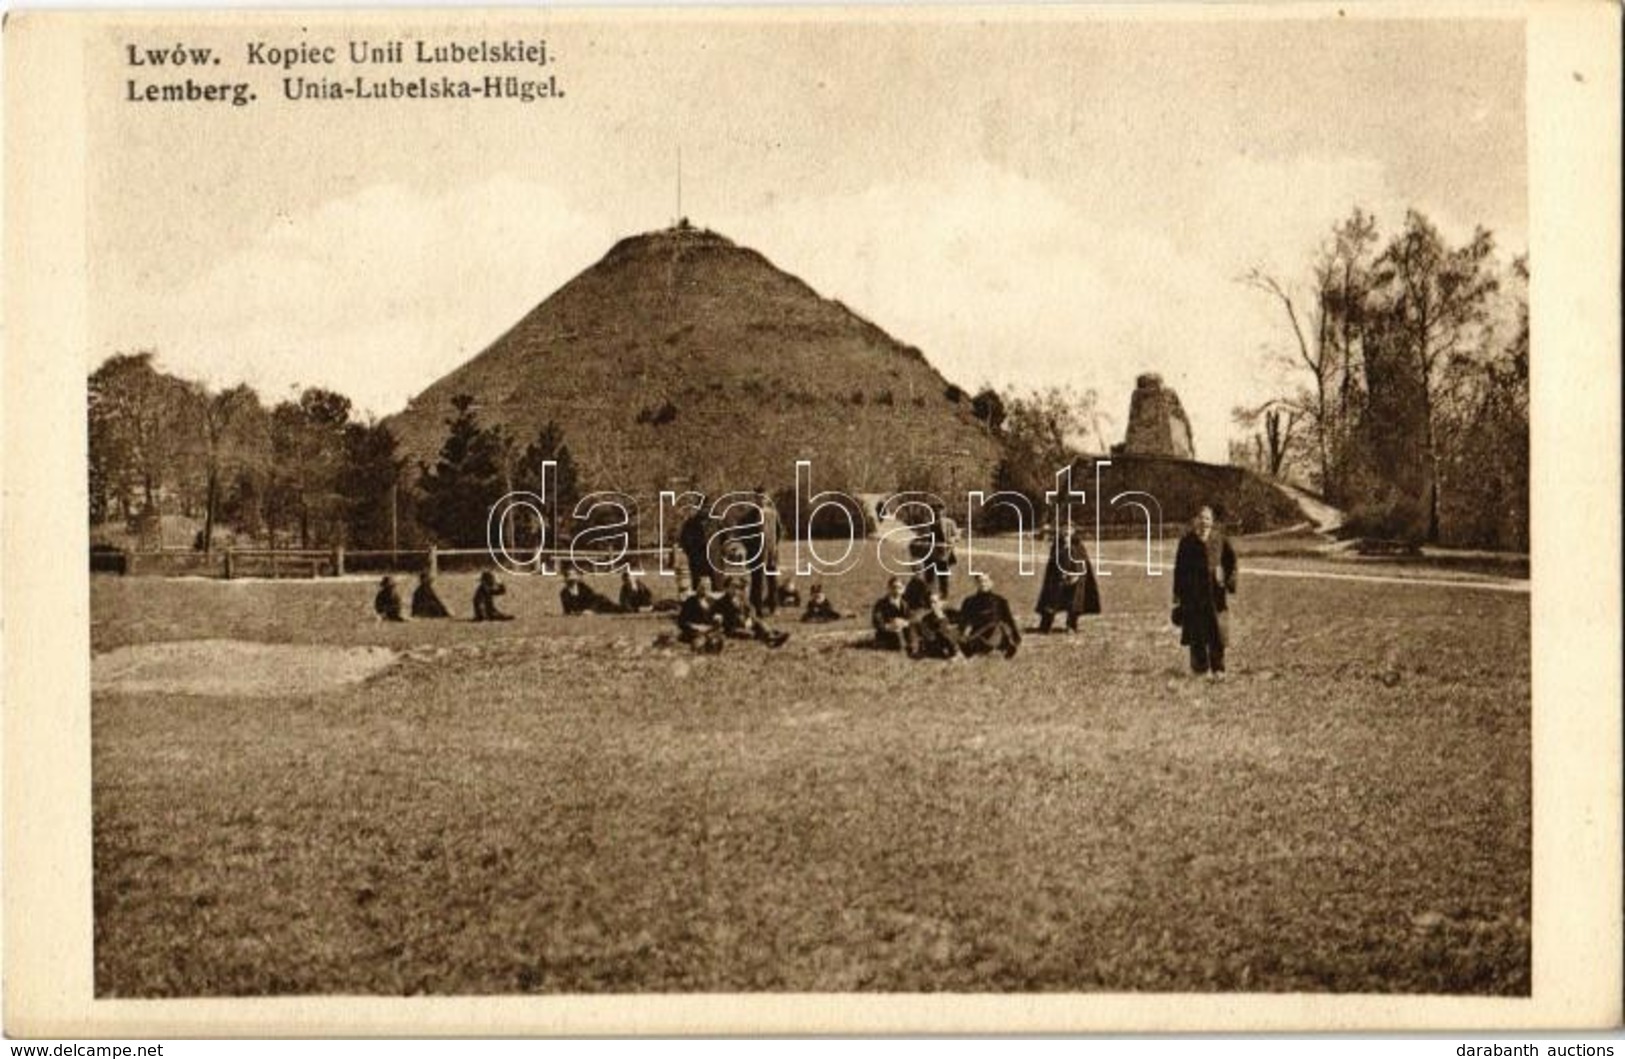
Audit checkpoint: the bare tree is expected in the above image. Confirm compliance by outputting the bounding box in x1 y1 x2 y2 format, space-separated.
1240 265 1335 492
1231 399 1301 479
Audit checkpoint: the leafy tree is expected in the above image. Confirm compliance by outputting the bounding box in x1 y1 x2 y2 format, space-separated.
87 352 199 525
970 386 1007 435
1367 211 1500 541
195 383 269 552
337 420 407 549
269 387 353 548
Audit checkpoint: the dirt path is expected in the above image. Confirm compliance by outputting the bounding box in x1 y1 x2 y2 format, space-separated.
958 544 1529 594
1273 481 1345 533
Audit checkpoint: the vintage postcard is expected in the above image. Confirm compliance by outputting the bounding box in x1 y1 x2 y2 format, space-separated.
3 0 1620 1037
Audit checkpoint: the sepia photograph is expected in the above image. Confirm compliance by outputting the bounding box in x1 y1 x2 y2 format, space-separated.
3 0 1620 1037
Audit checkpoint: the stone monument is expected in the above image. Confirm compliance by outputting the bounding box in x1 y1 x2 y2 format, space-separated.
1117 373 1195 460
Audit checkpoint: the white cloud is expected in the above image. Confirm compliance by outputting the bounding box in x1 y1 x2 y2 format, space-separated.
103 176 609 417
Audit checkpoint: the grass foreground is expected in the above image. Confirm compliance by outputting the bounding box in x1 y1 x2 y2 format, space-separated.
90 544 1530 996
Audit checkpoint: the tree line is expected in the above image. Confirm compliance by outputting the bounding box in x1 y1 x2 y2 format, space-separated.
88 353 580 552
1230 208 1528 550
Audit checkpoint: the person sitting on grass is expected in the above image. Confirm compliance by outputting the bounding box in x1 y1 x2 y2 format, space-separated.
472 570 514 622
411 570 451 619
560 569 622 616
715 579 791 648
675 588 726 653
871 576 918 654
957 572 1021 658
914 591 966 661
619 568 656 613
801 583 843 623
374 576 405 622
902 567 937 616
777 578 803 610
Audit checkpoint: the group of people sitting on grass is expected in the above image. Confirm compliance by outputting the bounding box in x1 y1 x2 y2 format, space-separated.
374 569 516 623
372 501 1237 677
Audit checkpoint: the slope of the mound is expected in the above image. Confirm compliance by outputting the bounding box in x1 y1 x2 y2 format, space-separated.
1088 455 1307 535
387 226 1002 497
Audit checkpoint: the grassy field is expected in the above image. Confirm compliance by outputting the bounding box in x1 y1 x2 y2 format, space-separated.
90 544 1530 996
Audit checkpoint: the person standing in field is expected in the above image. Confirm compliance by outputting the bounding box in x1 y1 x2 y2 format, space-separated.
677 496 715 595
1034 524 1102 634
745 486 785 617
910 505 959 599
1172 505 1238 678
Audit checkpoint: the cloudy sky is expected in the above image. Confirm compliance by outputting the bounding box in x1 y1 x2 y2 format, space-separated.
89 11 1526 462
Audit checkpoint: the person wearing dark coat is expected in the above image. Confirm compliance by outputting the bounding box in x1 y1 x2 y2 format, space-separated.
901 569 937 616
715 580 790 647
914 592 966 660
677 499 716 595
374 576 405 622
871 576 918 654
675 590 725 653
619 569 655 613
801 584 842 622
1173 505 1237 677
472 570 514 622
777 578 802 610
411 571 451 618
1034 527 1102 633
560 570 622 615
957 572 1021 658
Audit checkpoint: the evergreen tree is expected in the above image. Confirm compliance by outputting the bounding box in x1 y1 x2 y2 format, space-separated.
416 395 510 547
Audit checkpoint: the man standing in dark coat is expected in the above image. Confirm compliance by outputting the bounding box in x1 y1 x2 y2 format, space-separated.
1034 526 1102 633
1172 505 1238 677
957 572 1021 658
677 497 715 595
